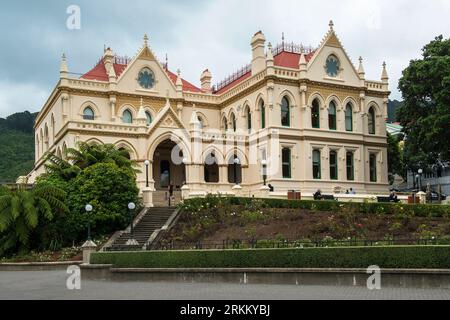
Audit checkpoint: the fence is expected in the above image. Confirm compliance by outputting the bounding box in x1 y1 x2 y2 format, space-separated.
151 237 447 251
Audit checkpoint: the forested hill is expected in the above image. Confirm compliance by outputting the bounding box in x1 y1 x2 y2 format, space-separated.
387 99 402 123
0 111 37 181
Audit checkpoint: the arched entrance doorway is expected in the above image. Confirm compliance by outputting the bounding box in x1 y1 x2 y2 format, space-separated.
152 139 186 190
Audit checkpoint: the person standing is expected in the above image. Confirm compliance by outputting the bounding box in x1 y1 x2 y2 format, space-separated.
168 181 174 206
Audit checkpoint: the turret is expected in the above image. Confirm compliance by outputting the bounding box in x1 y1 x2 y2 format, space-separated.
251 31 266 75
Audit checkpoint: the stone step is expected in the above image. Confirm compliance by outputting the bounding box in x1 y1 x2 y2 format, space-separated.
107 206 178 250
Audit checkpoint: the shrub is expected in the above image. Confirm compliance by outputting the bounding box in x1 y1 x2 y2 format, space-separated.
91 245 450 269
182 197 450 218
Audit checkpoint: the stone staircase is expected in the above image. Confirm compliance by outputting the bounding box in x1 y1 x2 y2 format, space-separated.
153 190 182 207
104 206 177 251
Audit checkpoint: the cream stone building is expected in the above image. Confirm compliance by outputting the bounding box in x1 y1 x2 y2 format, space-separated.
30 21 390 206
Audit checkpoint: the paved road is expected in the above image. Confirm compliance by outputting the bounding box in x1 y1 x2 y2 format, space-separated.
0 270 449 300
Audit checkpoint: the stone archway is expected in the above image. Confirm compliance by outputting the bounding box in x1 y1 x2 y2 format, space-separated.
152 139 186 190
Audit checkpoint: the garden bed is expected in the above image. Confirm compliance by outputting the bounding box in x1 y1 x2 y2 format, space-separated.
159 197 450 245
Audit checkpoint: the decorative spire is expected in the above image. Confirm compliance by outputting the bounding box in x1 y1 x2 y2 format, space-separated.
189 110 200 125
299 52 307 66
165 53 168 70
60 53 68 76
176 68 183 89
266 42 274 61
381 61 389 82
143 33 149 47
282 32 285 46
108 64 116 80
329 20 334 31
357 56 365 78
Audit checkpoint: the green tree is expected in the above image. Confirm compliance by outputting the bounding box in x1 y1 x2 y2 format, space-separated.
387 133 403 184
37 142 141 245
397 35 450 172
0 184 67 255
64 142 138 173
63 162 140 240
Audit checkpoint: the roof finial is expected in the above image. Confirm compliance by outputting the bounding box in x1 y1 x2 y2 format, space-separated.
165 53 168 70
358 56 365 77
329 20 334 31
381 61 388 82
60 53 68 76
177 68 181 76
282 32 285 45
143 33 149 46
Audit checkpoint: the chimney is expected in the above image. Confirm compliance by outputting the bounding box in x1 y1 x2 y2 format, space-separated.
200 69 212 92
251 31 266 75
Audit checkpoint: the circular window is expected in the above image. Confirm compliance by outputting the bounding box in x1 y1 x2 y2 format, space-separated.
325 55 340 77
137 68 155 89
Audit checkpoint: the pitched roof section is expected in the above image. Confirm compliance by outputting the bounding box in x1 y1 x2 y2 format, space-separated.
213 71 251 94
213 49 315 94
165 69 203 93
81 58 127 81
274 50 315 69
81 56 202 92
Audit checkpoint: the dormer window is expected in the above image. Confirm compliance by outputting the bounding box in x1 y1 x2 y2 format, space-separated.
138 67 155 89
325 55 340 77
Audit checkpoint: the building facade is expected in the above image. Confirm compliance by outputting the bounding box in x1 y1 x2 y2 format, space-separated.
30 22 390 205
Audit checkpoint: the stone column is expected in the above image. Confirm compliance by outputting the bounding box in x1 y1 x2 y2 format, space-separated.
142 187 154 207
109 96 117 122
61 93 69 124
81 240 97 264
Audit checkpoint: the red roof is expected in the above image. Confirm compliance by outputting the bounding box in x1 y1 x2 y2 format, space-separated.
81 58 203 92
214 71 251 94
81 58 127 81
273 50 315 69
165 69 203 93
213 50 315 94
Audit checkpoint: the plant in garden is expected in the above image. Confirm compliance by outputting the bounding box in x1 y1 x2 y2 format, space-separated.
0 184 67 256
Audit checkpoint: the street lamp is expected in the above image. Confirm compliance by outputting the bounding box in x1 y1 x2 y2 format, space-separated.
233 157 240 185
144 160 150 187
85 204 93 241
126 202 138 246
418 168 423 191
261 159 267 186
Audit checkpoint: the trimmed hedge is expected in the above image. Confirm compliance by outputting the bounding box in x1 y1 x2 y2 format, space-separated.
182 197 450 217
91 246 450 269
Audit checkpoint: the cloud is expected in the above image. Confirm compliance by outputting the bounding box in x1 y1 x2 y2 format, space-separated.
0 81 48 118
0 0 449 117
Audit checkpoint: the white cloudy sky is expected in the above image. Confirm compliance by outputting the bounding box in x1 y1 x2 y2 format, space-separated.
0 0 449 117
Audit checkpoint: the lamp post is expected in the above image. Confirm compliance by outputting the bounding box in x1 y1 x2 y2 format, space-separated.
233 157 240 185
85 204 93 241
126 202 138 246
144 160 150 187
261 159 267 186
418 168 423 191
